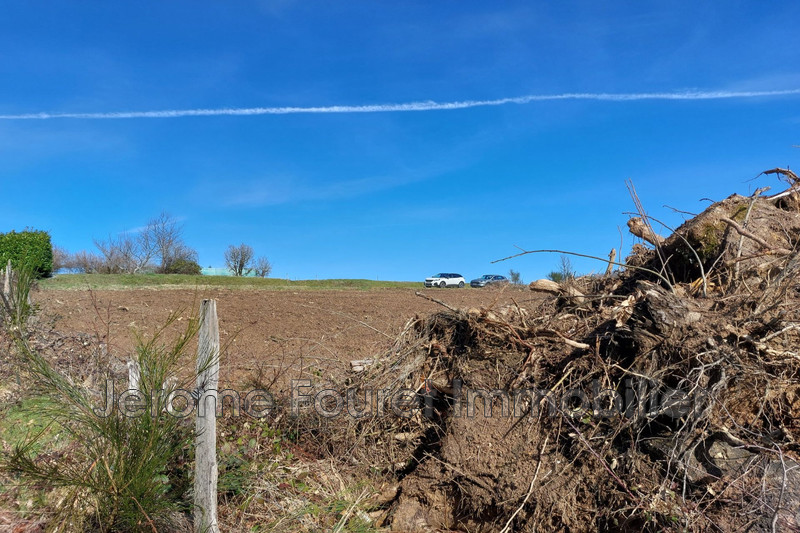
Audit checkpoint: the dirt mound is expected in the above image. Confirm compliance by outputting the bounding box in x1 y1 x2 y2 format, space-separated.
346 176 800 531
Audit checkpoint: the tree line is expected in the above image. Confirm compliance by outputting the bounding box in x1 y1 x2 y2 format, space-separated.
54 212 271 277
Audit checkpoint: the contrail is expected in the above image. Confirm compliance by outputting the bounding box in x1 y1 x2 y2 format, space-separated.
1 88 798 120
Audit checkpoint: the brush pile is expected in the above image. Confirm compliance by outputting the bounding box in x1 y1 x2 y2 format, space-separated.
344 170 800 531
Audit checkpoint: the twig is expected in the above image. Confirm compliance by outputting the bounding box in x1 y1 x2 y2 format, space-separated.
761 323 800 343
414 291 459 312
492 249 675 293
720 217 792 255
128 495 159 533
332 487 369 533
770 446 799 533
756 248 800 315
511 298 528 329
424 453 494 491
549 330 590 350
627 179 674 285
734 188 769 281
299 303 394 340
557 408 643 505
760 167 799 184
499 435 550 533
663 205 698 217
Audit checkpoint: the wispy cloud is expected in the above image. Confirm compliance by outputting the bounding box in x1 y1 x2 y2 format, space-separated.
2 88 799 120
215 172 431 208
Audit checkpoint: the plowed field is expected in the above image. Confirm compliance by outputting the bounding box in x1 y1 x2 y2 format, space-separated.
34 285 533 389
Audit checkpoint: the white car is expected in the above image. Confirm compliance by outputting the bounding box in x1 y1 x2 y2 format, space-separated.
424 273 466 288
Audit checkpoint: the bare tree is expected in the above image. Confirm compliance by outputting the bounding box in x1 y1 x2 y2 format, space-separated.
224 244 255 276
146 212 185 273
93 232 154 274
254 256 272 278
93 236 127 273
90 212 197 274
508 269 523 285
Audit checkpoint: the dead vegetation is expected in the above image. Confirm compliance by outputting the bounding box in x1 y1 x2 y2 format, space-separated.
333 171 800 531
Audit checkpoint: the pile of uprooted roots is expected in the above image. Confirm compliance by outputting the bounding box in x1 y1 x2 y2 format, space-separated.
334 170 800 531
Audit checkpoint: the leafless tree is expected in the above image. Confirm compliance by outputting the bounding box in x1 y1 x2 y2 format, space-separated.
148 212 182 272
93 231 154 274
254 256 272 278
93 236 128 273
90 212 196 274
224 244 255 276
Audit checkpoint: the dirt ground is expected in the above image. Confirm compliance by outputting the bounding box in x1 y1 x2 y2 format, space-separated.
33 285 533 390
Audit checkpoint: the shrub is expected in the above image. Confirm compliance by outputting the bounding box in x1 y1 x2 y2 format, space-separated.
547 255 576 283
164 257 202 275
1 271 201 530
0 229 53 278
71 250 106 273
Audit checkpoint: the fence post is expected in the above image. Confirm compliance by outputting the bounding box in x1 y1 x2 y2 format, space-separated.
3 259 10 297
194 299 220 533
127 359 140 391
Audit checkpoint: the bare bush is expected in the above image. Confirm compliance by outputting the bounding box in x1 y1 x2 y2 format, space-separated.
224 244 255 276
71 250 106 273
51 245 72 272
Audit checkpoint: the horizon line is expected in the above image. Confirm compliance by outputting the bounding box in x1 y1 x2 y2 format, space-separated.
1 88 799 120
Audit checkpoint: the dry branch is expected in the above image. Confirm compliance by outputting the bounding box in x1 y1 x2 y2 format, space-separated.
733 188 769 281
494 248 676 293
414 291 459 312
605 248 616 276
721 217 792 255
761 167 800 184
627 216 665 246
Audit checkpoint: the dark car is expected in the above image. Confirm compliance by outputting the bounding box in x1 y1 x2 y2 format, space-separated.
470 274 508 288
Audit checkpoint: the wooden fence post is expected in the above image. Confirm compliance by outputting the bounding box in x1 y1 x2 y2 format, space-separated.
194 299 220 533
3 259 10 297
127 360 140 391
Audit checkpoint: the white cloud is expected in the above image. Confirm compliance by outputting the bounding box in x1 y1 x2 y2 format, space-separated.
2 88 799 120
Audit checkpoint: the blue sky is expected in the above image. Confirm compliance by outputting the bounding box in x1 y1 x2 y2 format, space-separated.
1 1 799 281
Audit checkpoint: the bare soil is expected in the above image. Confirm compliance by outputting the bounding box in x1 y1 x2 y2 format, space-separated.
32 286 533 389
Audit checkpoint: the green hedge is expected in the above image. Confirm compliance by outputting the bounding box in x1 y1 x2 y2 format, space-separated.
0 230 54 278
